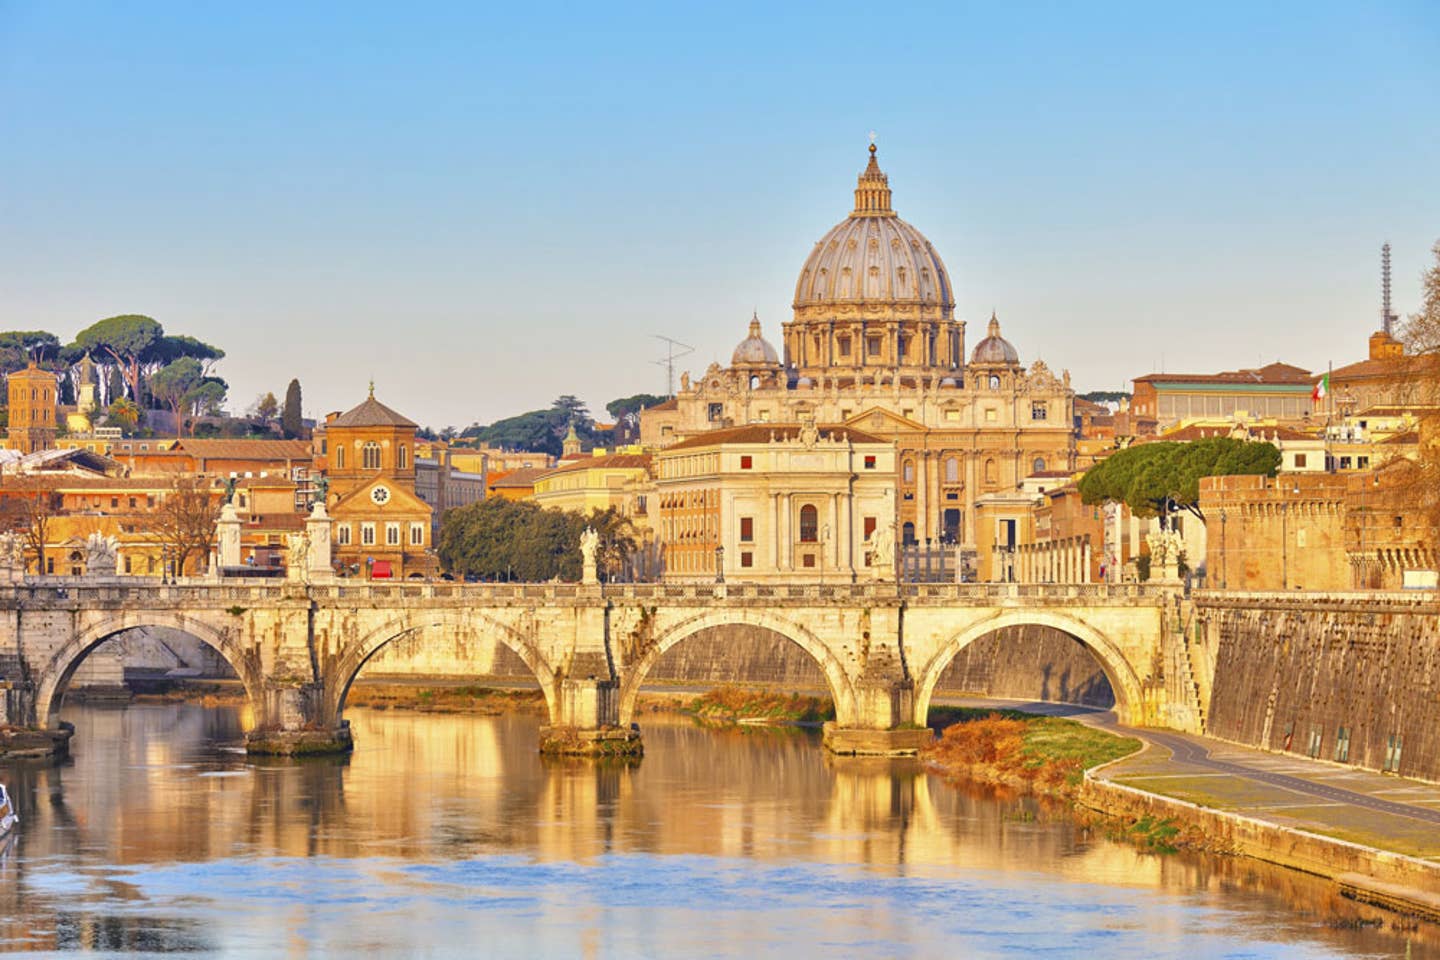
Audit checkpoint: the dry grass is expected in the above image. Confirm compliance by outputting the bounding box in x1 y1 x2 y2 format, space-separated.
924 710 1141 798
686 685 834 724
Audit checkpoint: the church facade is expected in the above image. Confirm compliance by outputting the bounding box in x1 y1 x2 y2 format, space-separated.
641 146 1075 571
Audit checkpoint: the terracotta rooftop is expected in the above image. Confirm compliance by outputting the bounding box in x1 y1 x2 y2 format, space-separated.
165 439 313 461
663 424 886 451
1331 353 1440 382
329 394 417 429
1134 362 1312 386
487 467 549 488
543 453 653 476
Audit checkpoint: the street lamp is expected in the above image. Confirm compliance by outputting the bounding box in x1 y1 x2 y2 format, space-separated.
714 545 724 583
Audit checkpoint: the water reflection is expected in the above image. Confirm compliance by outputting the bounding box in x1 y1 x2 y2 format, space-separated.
0 703 1431 957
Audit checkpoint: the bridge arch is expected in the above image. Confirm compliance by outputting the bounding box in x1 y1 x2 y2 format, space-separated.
617 609 857 727
327 610 557 724
34 611 261 727
913 611 1146 726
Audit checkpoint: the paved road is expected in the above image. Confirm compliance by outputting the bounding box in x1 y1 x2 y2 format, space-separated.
947 696 1440 828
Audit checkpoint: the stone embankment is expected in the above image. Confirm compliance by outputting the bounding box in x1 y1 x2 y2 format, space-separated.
1079 765 1440 924
1198 591 1440 781
0 723 72 761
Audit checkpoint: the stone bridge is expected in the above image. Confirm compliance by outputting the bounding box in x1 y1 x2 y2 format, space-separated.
0 579 1184 756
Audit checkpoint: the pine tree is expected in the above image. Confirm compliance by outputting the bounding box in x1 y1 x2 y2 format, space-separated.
281 378 303 439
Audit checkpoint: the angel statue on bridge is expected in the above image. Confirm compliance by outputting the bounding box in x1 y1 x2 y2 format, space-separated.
579 526 600 585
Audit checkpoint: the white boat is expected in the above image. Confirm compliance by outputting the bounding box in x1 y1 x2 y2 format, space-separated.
0 784 16 839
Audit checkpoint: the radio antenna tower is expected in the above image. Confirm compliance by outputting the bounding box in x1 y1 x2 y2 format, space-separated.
652 335 694 398
1381 242 1396 336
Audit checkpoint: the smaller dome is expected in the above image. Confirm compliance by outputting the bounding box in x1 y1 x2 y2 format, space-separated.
971 312 1020 366
796 376 814 389
732 312 780 366
938 376 958 388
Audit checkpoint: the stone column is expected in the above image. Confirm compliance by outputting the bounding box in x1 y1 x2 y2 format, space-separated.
780 493 792 570
1082 536 1093 583
307 502 334 582
838 489 853 579
914 451 928 545
770 493 781 575
925 452 941 543
216 502 242 571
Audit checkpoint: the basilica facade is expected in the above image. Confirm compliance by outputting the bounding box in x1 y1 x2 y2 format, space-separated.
641 146 1075 569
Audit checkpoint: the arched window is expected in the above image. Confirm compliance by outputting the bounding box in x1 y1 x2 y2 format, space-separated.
799 504 818 543
903 460 915 484
362 441 381 470
398 445 408 470
902 521 916 545
988 374 1001 390
944 457 959 483
1032 457 1046 474
335 445 345 469
985 459 997 483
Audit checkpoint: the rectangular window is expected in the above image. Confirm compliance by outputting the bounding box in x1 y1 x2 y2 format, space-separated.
1307 725 1323 759
1385 734 1403 773
1339 456 1352 469
802 553 816 568
708 403 724 422
337 524 352 545
740 551 753 568
386 522 400 546
1031 403 1047 420
129 497 137 509
411 523 425 545
985 408 997 423
864 455 876 469
1294 453 1307 468
1358 456 1370 469
739 517 754 542
838 336 851 357
867 337 881 357
740 455 753 470
1335 726 1351 763
361 523 376 546
110 497 118 509
864 517 877 540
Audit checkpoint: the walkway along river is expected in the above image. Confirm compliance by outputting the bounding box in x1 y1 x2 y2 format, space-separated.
0 701 1436 957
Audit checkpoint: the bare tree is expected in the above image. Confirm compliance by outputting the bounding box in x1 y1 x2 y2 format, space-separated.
1396 239 1440 561
144 477 221 576
0 475 62 574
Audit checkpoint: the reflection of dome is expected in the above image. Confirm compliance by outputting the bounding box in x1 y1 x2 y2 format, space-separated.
971 312 1019 365
732 312 780 366
792 145 953 313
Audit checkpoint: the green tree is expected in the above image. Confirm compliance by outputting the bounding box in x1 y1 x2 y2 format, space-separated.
282 378 303 438
150 358 205 437
107 397 141 432
72 315 163 403
1078 438 1280 524
253 391 280 421
438 500 637 581
605 393 667 419
0 331 61 374
465 395 605 457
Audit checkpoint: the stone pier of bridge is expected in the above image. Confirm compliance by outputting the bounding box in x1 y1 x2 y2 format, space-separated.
0 579 1179 758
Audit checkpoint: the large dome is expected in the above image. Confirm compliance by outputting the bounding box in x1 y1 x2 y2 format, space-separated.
784 145 966 380
792 145 954 313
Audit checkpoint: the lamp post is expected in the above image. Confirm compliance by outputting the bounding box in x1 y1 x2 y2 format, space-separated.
714 545 724 584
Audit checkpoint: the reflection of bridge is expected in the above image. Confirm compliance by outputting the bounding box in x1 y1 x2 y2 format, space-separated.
0 580 1184 755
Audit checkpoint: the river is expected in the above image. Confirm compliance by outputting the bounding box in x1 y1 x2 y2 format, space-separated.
0 702 1433 958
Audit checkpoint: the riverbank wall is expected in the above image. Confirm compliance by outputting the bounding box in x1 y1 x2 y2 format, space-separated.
1079 770 1440 922
1195 591 1440 782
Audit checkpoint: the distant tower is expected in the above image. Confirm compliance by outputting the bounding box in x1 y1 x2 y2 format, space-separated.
76 353 98 416
562 423 582 458
1382 242 1395 335
7 362 58 454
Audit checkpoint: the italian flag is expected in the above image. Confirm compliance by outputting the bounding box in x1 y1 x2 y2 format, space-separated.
1312 373 1329 403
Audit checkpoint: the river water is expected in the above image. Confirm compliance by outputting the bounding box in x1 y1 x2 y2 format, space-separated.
0 702 1433 958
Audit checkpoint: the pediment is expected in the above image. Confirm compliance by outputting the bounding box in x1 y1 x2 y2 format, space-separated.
331 478 432 517
844 406 927 433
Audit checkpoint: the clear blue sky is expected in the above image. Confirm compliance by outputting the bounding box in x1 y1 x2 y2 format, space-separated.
2 1 1437 429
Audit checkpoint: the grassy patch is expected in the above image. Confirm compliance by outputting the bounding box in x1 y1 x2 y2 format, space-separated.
923 710 1141 797
344 683 548 715
685 685 835 725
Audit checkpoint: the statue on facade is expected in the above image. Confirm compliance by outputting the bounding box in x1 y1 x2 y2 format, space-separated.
83 532 120 577
223 476 237 505
287 529 311 575
579 526 600 585
0 532 25 584
869 520 896 581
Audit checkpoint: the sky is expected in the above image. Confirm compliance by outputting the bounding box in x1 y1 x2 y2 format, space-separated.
2 1 1438 430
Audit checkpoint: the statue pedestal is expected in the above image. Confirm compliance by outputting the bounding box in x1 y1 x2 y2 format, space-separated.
216 503 242 570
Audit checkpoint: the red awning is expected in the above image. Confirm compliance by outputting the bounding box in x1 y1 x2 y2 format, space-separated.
371 561 393 579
